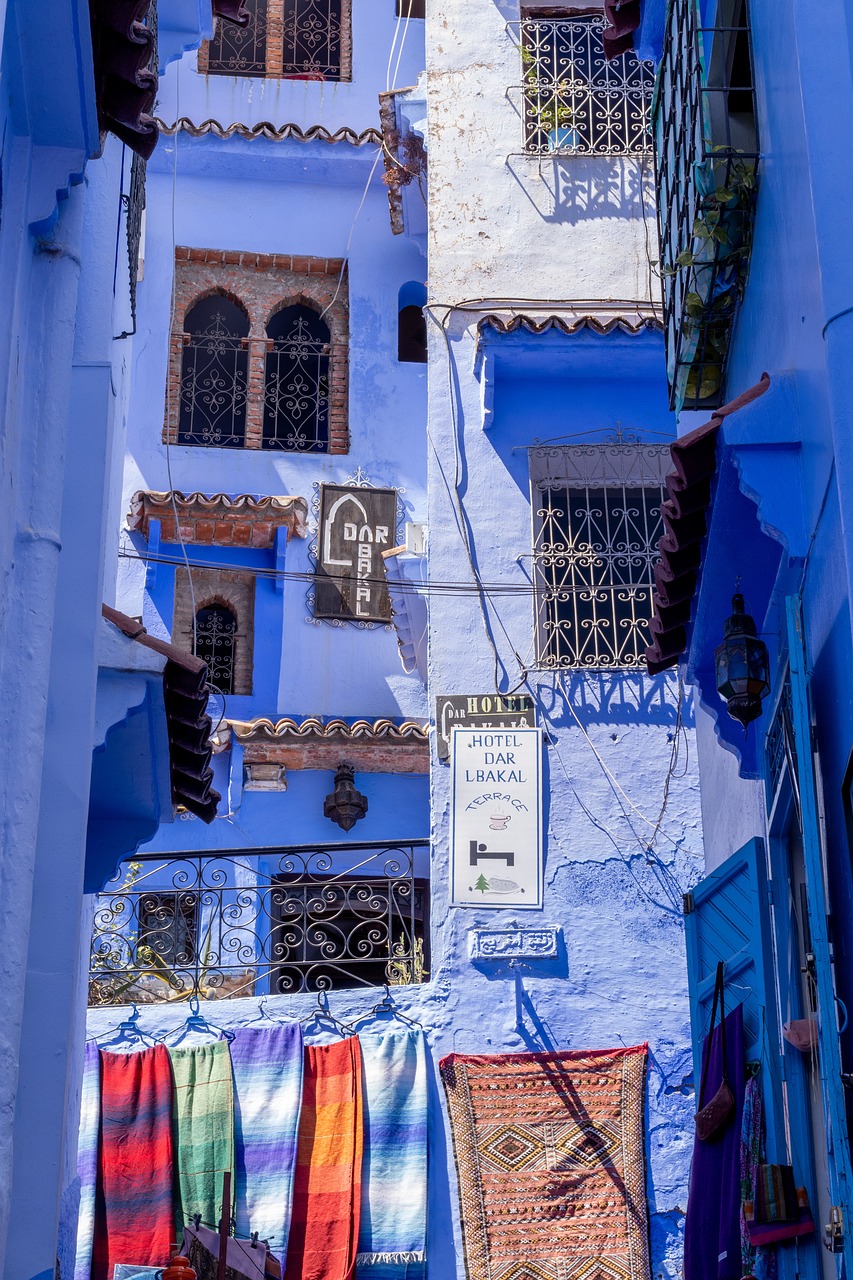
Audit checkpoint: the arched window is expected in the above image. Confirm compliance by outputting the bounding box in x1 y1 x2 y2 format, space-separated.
194 604 238 694
398 281 427 363
178 295 249 448
263 304 331 452
208 0 268 74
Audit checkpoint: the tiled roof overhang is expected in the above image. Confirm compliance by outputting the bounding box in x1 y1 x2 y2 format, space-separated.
156 118 383 145
229 717 430 775
89 0 159 158
478 309 663 337
102 605 221 822
128 490 308 547
89 1 250 160
212 0 251 25
603 0 641 59
645 373 771 675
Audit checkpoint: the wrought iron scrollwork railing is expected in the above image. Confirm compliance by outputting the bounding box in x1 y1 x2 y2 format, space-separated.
518 17 655 156
88 842 429 1006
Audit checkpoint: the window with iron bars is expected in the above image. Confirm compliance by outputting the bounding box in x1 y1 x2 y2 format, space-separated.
519 13 655 156
194 604 238 694
530 443 670 669
208 0 268 74
263 304 331 452
206 0 348 79
654 0 759 411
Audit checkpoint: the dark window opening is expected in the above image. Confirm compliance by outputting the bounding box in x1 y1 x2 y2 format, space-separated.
272 875 429 992
398 304 427 363
177 295 249 448
282 0 343 80
208 0 268 75
396 0 425 17
263 304 331 452
139 892 199 970
194 604 237 694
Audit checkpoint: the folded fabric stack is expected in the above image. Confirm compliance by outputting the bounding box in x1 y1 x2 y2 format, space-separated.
74 1024 429 1280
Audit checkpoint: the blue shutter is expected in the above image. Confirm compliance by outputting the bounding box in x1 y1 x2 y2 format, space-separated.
786 595 853 1263
684 838 781 1127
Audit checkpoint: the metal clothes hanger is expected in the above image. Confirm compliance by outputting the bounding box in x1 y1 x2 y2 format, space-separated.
299 990 353 1037
247 996 290 1026
91 1003 157 1049
352 984 423 1030
161 995 235 1045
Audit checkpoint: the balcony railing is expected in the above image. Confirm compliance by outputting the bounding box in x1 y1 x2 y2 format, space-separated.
88 841 429 1006
653 0 759 411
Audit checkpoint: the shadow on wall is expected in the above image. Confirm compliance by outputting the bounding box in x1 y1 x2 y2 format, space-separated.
535 670 692 729
507 154 655 225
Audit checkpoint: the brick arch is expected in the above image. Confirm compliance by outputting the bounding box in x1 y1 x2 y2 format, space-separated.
181 287 250 334
174 567 255 695
264 294 328 331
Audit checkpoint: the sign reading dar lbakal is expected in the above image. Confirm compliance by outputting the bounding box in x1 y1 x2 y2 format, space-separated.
315 484 397 622
435 693 536 762
450 727 543 909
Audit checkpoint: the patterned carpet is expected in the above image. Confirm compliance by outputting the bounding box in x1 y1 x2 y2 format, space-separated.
440 1046 650 1280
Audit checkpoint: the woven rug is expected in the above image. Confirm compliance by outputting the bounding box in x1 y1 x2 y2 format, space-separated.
440 1045 650 1280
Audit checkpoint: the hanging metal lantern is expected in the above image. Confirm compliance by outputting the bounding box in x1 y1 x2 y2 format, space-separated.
324 762 368 831
714 592 771 730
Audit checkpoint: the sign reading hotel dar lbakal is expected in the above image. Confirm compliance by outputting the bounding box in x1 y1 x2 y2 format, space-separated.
450 726 543 909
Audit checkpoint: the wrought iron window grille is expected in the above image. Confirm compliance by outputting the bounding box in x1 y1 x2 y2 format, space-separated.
177 295 250 448
282 0 343 80
263 305 331 452
515 16 655 156
765 669 798 822
208 0 268 74
530 443 670 669
193 605 239 695
654 0 759 411
88 842 429 1005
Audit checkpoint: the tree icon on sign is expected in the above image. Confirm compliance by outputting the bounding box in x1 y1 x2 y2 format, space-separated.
475 873 490 893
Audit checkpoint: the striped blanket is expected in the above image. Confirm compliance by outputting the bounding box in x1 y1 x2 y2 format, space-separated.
230 1023 304 1255
169 1040 235 1242
91 1044 175 1280
284 1036 364 1280
73 1041 101 1280
356 1031 428 1280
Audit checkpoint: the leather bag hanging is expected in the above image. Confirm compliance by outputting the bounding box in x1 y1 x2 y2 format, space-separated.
695 961 736 1141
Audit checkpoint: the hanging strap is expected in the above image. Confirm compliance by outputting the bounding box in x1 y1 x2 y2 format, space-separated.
698 961 728 1108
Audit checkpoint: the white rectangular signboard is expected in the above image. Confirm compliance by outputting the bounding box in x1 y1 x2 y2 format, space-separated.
450 726 543 909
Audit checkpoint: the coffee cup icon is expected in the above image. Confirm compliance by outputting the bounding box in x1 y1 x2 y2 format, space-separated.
489 812 511 831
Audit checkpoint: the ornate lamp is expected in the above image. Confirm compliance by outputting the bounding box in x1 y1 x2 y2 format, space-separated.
714 592 770 730
324 762 368 831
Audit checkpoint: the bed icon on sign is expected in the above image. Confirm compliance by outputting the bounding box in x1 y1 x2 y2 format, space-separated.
469 840 515 867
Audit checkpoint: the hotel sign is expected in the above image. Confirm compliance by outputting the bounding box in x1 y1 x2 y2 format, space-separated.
435 693 536 761
315 484 397 622
450 727 543 910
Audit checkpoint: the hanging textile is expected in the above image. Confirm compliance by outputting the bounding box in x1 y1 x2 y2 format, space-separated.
74 1041 102 1280
284 1036 364 1280
356 1030 428 1280
740 1075 777 1280
683 1004 746 1280
440 1045 651 1280
230 1023 305 1254
169 1040 236 1243
91 1044 175 1280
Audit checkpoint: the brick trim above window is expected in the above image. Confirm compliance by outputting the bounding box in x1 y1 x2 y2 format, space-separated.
166 247 350 454
228 716 429 774
128 490 308 547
